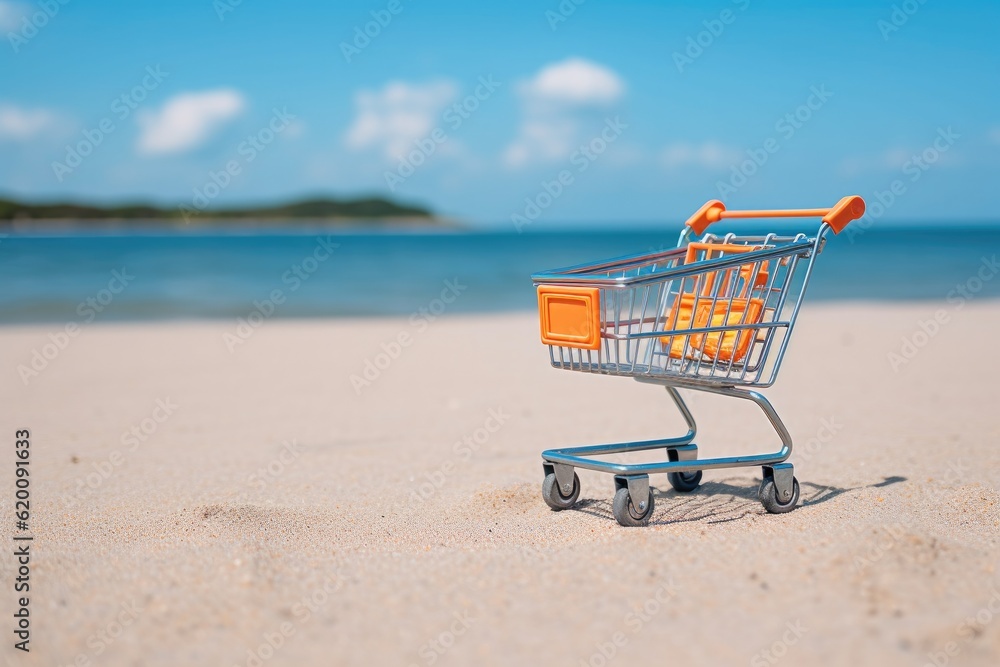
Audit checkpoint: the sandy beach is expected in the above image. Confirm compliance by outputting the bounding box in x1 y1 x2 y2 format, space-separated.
2 302 999 667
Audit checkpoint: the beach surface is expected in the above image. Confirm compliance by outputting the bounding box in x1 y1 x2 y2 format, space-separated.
1 302 999 666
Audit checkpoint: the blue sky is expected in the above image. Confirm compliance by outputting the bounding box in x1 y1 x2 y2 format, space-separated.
1 0 997 225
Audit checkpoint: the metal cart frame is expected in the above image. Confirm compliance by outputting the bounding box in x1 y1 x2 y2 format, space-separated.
531 196 866 526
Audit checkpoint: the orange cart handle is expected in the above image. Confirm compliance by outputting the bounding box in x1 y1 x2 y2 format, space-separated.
685 195 865 235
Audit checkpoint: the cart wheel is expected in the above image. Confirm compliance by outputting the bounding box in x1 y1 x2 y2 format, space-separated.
667 470 702 493
612 486 654 527
759 477 800 514
542 472 580 510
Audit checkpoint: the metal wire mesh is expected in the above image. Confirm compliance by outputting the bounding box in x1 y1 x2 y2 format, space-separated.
535 231 822 387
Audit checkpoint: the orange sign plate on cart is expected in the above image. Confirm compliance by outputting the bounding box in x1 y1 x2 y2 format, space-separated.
537 286 601 350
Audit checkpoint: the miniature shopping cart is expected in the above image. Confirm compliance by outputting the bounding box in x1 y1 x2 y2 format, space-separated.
532 196 865 526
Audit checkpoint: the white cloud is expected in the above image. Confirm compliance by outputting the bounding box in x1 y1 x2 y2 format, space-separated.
880 148 914 170
838 144 963 178
661 142 740 170
503 118 580 167
518 58 624 106
504 58 625 168
344 80 457 161
837 151 899 177
989 127 1000 145
136 89 245 155
0 1 27 31
282 118 305 139
0 103 60 141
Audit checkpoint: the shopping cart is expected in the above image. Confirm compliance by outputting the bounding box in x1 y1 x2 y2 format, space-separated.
532 196 865 526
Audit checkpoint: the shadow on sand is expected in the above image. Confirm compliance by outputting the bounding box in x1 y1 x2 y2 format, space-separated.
569 475 907 527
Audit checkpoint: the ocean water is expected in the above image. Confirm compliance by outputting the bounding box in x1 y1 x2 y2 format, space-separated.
0 223 997 323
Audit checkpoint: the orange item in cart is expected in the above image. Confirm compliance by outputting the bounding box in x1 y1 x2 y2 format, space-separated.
691 296 765 362
661 243 768 363
662 293 700 358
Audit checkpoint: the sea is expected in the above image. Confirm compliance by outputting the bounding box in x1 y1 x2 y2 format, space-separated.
1 223 997 323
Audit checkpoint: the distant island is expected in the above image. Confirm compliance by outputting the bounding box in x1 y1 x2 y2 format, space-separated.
0 195 437 226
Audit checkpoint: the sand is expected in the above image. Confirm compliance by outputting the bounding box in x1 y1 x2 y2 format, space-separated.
1 302 999 667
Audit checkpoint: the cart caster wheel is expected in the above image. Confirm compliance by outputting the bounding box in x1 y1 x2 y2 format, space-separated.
542 472 580 510
612 486 655 527
668 470 702 493
759 477 800 514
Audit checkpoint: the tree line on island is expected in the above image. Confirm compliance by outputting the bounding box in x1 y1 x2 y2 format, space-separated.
0 195 434 224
